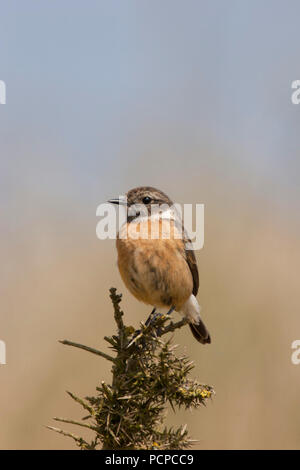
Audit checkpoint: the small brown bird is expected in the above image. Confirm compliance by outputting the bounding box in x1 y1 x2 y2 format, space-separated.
109 186 211 344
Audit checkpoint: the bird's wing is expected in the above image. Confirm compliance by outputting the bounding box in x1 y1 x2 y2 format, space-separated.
185 243 199 296
173 216 199 296
184 234 199 295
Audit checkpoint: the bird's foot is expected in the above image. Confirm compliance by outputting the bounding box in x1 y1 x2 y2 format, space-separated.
145 307 157 326
126 306 176 348
166 306 175 316
150 312 165 324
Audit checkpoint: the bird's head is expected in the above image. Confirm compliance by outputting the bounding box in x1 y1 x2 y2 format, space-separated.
109 186 173 219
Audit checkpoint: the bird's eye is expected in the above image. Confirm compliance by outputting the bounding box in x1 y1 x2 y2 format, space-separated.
142 196 152 204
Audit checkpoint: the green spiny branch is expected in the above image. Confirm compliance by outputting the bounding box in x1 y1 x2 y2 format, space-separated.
47 288 214 449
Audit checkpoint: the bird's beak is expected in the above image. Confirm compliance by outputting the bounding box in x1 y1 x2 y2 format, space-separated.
108 197 127 206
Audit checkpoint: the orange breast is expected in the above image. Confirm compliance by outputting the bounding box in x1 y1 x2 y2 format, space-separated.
116 218 193 309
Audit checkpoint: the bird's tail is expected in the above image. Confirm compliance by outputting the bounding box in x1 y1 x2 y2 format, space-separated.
189 321 211 344
179 295 211 345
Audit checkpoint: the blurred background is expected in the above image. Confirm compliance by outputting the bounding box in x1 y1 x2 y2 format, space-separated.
0 0 300 449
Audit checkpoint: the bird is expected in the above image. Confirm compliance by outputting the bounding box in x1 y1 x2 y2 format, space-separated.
108 186 211 344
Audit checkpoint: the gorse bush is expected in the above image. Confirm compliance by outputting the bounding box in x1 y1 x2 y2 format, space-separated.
47 288 213 449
